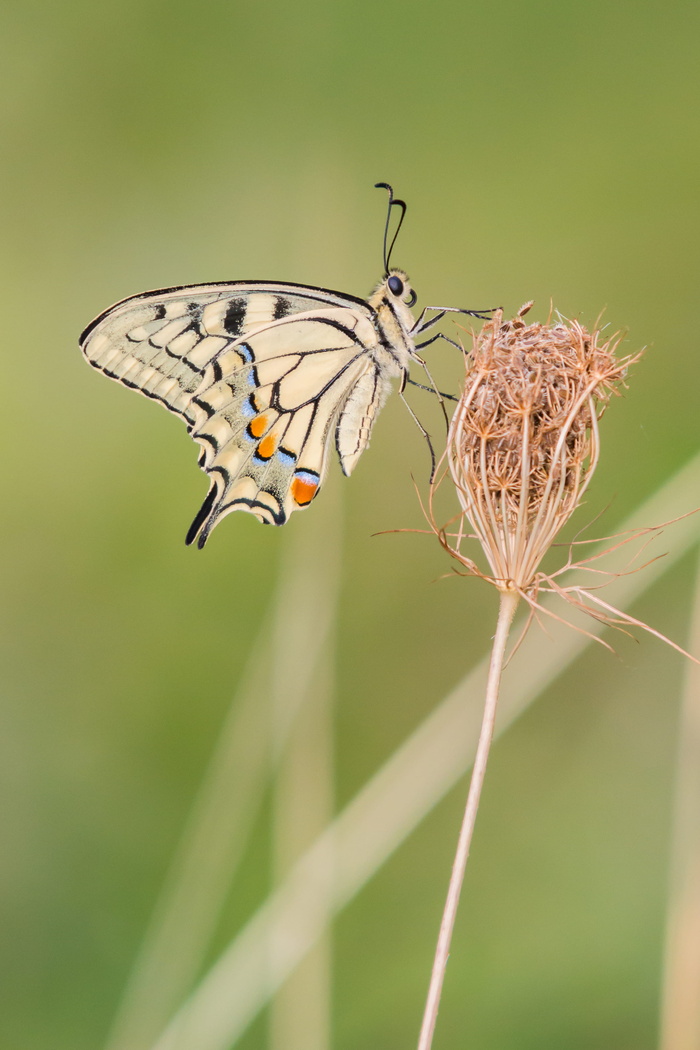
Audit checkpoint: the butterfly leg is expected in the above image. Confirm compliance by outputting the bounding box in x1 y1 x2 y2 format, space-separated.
459 306 500 320
411 307 447 336
414 331 463 353
399 388 437 479
409 353 451 428
405 376 458 402
412 305 499 338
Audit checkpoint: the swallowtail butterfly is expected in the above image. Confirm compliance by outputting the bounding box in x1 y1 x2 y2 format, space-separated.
80 184 490 546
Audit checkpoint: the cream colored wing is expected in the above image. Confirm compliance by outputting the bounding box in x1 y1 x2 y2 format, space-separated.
79 281 378 425
80 282 393 544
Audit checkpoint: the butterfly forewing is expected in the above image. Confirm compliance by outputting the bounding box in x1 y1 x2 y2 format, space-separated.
80 279 410 544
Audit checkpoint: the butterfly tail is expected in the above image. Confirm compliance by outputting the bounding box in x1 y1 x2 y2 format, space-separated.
186 472 294 546
185 482 220 548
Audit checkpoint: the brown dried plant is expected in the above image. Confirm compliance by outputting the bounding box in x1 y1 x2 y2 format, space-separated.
417 305 651 1050
403 303 697 1050
423 304 699 658
432 302 639 598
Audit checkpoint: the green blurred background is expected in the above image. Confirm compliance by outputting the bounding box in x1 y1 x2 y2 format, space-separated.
1 0 699 1046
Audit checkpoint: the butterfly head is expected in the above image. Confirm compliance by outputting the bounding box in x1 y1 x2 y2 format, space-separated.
371 264 415 308
386 269 417 309
369 268 418 336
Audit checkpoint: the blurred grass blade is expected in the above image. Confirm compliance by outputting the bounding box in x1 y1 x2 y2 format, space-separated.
269 490 339 1050
659 549 700 1050
270 643 335 1050
105 493 342 1050
149 454 700 1050
104 625 272 1050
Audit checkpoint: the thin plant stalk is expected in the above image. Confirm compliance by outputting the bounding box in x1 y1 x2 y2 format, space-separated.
419 307 645 1050
658 549 700 1050
417 589 519 1050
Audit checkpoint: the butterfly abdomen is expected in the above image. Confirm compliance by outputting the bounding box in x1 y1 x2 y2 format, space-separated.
336 369 393 476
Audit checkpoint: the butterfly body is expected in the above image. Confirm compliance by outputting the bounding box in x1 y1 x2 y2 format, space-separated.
80 269 420 545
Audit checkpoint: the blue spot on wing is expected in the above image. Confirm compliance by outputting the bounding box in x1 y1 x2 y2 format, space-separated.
294 469 320 484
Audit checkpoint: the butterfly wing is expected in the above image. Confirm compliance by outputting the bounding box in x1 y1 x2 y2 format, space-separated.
80 282 394 544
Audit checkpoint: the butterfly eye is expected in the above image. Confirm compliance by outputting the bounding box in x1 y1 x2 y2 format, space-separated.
387 275 404 297
406 289 417 308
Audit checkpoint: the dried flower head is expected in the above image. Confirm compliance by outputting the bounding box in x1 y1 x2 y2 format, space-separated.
432 304 639 596
416 305 698 1050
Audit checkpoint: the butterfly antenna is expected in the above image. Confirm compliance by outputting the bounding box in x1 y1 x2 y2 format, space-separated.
375 182 407 274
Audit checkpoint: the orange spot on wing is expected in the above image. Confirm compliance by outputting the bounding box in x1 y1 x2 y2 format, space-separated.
291 476 319 506
257 433 277 459
248 414 268 438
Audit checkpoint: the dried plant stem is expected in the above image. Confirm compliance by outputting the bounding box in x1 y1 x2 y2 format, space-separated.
658 550 700 1050
417 589 519 1050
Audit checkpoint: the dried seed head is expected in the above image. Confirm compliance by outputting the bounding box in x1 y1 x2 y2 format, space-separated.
438 305 638 593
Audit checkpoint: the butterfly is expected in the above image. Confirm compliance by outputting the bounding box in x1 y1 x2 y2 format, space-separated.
80 183 492 547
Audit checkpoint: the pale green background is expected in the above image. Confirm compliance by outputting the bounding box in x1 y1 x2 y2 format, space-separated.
1 0 699 1047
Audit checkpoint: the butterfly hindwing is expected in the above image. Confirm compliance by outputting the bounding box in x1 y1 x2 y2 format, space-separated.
80 282 396 543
